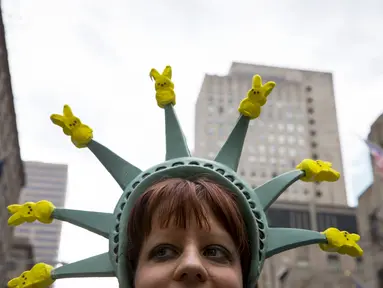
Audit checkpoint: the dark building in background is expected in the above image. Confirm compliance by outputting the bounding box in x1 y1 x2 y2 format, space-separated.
0 5 26 286
267 203 358 233
357 113 383 288
6 237 35 281
259 201 364 288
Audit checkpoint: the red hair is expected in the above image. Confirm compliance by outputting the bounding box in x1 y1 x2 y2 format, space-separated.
127 177 250 275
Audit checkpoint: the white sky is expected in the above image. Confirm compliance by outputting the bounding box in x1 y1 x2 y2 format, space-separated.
2 0 383 287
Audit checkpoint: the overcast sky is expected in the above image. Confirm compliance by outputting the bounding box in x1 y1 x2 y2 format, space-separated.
2 0 383 287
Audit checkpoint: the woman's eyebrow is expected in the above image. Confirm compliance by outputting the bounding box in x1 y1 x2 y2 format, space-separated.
198 229 235 244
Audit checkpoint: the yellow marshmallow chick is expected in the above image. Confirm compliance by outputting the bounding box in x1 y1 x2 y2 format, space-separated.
296 159 340 182
150 65 176 108
50 105 93 148
8 263 55 288
320 227 363 258
238 74 276 119
7 200 55 226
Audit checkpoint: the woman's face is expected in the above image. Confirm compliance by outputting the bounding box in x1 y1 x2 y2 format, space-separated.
134 207 243 288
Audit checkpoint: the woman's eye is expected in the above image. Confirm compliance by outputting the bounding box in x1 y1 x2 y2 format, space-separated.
203 246 231 262
150 245 177 261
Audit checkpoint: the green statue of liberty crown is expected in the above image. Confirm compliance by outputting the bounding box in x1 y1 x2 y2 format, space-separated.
7 65 363 288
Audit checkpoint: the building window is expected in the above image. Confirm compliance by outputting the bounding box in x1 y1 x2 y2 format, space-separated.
272 172 277 178
309 119 315 125
310 130 316 136
312 153 318 159
251 171 256 177
288 148 297 157
207 127 215 135
218 124 225 136
311 141 317 148
261 171 266 178
316 190 322 197
287 124 294 132
218 106 224 114
356 257 363 270
306 86 312 92
369 209 381 244
297 125 304 133
298 138 305 146
248 146 255 153
308 107 314 114
290 211 311 229
327 254 340 270
307 97 313 103
288 136 296 144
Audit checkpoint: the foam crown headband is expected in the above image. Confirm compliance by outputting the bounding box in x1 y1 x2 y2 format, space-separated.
7 66 363 288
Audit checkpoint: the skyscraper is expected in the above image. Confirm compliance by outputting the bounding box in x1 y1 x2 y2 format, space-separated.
356 113 383 288
14 161 68 265
0 6 25 286
195 62 347 205
194 62 357 287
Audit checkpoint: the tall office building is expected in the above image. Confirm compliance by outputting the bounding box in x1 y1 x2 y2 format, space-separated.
14 161 68 265
195 62 357 287
0 6 25 286
195 62 347 205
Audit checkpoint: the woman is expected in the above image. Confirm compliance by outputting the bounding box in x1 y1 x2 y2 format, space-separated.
6 67 362 288
127 177 249 287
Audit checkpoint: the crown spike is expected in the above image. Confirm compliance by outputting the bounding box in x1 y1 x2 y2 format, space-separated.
52 253 115 279
255 170 304 211
87 140 142 190
266 228 327 258
53 209 114 238
149 66 190 160
214 115 249 171
164 104 191 160
50 105 142 189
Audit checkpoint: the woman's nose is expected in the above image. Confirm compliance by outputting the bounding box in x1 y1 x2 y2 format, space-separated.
173 248 208 283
